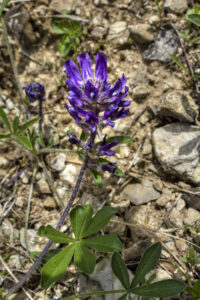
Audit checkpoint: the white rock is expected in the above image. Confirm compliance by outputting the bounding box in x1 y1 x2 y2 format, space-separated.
43 196 57 209
129 24 154 44
0 156 8 168
107 21 129 46
156 269 171 281
6 99 14 110
51 153 66 172
184 208 200 225
8 254 21 269
164 0 188 13
36 177 51 194
60 163 80 185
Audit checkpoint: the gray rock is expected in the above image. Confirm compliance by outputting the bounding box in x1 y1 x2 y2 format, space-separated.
143 28 179 62
8 254 21 269
89 259 135 300
91 26 108 39
51 153 66 172
107 21 129 46
129 24 154 44
20 228 47 252
158 90 197 123
164 0 188 14
184 208 200 225
152 123 200 184
122 179 161 205
156 188 172 207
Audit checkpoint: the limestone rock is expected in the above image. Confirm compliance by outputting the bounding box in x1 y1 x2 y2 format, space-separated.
36 177 51 194
51 153 66 172
164 0 188 14
152 123 200 184
107 21 129 46
132 86 150 100
184 208 200 225
50 0 75 13
91 26 108 39
60 163 80 185
158 90 197 123
143 28 179 62
125 205 162 240
122 179 161 205
43 196 57 209
129 24 154 44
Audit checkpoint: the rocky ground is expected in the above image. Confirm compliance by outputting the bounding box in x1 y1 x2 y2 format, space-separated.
0 0 200 299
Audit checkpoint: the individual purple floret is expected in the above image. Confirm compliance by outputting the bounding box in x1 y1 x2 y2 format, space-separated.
98 136 118 156
67 133 81 145
25 83 46 102
64 52 131 133
99 162 118 173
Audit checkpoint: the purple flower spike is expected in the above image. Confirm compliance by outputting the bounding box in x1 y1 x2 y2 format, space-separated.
65 52 130 133
25 82 45 102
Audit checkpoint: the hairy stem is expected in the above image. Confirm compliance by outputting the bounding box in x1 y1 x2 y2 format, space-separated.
5 147 90 298
24 165 38 254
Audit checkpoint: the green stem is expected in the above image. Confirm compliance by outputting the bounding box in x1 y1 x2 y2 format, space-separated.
61 289 126 300
1 17 27 115
24 165 37 254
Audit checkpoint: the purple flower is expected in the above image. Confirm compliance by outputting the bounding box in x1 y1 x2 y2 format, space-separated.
67 134 81 145
98 136 118 156
64 52 130 133
99 162 118 173
25 83 45 102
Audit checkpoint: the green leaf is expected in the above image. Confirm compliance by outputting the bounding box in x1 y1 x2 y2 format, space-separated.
82 234 123 252
118 294 128 300
41 244 75 288
115 167 126 178
37 225 75 244
31 249 61 263
12 116 20 134
0 106 12 132
0 134 11 139
38 131 46 148
81 206 117 238
51 18 67 34
17 117 40 135
0 0 11 15
58 35 72 56
70 205 93 239
80 130 89 141
186 12 200 27
74 243 96 274
131 242 162 289
88 168 102 188
106 136 133 145
14 135 33 151
111 252 130 290
131 279 186 298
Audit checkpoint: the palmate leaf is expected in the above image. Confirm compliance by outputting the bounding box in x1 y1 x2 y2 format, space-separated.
38 225 74 244
0 106 12 132
70 205 93 239
41 244 75 288
74 243 96 274
82 234 123 252
111 252 130 290
131 279 186 298
81 206 117 238
131 242 162 289
186 12 200 27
